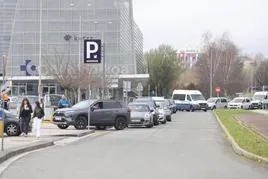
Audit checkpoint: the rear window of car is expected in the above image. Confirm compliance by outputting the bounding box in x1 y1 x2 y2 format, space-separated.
173 94 186 101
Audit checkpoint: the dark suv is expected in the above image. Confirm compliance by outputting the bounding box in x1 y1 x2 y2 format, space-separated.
53 100 131 130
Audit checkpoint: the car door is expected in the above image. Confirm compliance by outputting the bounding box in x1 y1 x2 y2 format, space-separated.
102 101 121 125
219 98 228 108
90 102 104 125
244 98 251 109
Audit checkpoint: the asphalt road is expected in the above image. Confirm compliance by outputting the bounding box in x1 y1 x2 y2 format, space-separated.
1 111 268 179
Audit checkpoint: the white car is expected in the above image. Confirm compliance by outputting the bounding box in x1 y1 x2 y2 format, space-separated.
250 91 268 109
207 97 228 110
228 97 251 109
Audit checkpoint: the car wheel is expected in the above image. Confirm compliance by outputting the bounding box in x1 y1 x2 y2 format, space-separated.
5 122 21 136
213 106 216 110
190 105 195 112
241 106 244 109
161 118 167 124
224 106 227 109
57 124 69 129
114 117 127 130
96 126 106 130
146 122 154 128
74 116 87 130
166 115 172 122
153 116 159 126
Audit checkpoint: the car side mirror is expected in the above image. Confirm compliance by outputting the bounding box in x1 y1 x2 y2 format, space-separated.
150 109 154 112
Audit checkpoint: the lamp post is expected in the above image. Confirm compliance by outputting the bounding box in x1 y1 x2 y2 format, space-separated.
209 47 213 98
38 0 42 101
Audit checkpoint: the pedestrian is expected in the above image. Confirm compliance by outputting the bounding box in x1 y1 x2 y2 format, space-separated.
19 98 33 136
2 93 9 110
264 95 268 109
58 95 71 108
32 101 45 138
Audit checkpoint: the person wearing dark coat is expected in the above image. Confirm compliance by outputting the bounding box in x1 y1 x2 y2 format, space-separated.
19 98 33 136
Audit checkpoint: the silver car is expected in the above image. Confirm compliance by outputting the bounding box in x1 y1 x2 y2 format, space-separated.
128 103 154 128
157 102 172 123
207 97 228 110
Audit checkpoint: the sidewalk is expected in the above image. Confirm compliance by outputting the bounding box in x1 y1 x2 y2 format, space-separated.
0 124 94 164
235 113 268 139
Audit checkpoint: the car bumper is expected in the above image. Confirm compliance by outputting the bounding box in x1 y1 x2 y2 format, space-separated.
129 118 151 126
228 106 240 109
52 116 73 125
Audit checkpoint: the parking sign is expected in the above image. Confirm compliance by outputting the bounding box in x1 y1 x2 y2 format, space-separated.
84 39 102 63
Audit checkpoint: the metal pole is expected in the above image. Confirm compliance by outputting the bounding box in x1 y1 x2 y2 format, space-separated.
87 83 91 130
210 48 213 98
102 42 105 99
38 0 42 102
77 16 82 102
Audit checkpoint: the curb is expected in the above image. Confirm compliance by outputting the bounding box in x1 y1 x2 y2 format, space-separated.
50 130 95 137
0 130 95 165
213 111 268 165
0 140 54 164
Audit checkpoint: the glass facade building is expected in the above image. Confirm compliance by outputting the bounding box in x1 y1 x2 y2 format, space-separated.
0 0 143 95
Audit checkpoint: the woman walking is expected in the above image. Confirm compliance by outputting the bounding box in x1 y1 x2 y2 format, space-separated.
32 101 45 138
19 98 33 136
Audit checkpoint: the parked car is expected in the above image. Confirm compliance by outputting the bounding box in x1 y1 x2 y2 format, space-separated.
165 99 177 113
157 102 172 124
53 100 131 130
128 103 154 128
1 109 22 136
207 97 228 110
250 91 268 109
134 97 160 125
228 97 251 109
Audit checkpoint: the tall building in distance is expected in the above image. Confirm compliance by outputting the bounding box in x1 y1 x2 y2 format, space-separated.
0 0 143 96
178 49 203 68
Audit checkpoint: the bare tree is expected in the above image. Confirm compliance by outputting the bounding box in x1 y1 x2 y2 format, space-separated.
197 32 244 98
255 59 268 88
44 49 93 102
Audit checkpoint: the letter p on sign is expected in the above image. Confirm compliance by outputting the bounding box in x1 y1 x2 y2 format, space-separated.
84 39 102 63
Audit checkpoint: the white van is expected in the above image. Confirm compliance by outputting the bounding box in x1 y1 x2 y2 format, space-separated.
172 90 208 112
250 91 268 109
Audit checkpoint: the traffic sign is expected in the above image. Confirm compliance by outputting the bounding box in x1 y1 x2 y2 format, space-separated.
136 83 143 92
215 87 221 93
84 39 102 63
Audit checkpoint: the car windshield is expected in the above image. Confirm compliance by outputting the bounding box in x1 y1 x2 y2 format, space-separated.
191 94 205 101
231 98 244 103
253 95 265 100
129 105 149 112
207 98 217 103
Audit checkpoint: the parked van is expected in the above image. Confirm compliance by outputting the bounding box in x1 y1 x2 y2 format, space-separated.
172 90 208 112
250 91 268 109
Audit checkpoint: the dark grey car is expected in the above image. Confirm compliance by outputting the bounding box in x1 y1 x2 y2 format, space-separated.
1 109 21 136
52 100 131 130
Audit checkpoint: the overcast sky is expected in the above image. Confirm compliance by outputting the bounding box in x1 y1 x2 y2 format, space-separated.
133 0 268 57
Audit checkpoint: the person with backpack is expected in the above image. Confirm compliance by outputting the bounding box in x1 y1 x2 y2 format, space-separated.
19 98 33 136
58 95 71 108
32 101 45 138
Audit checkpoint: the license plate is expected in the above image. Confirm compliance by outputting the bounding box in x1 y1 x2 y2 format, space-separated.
55 117 62 121
131 119 140 122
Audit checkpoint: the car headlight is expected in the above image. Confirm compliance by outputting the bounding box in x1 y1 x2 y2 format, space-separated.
144 114 150 119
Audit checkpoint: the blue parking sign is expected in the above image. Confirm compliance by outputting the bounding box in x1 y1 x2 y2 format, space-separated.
0 110 2 120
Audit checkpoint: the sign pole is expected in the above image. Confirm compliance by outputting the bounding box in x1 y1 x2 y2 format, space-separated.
88 83 91 131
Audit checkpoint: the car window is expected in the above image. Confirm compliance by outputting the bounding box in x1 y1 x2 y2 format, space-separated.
173 94 185 101
221 98 227 103
93 102 103 109
187 95 191 101
246 99 250 103
103 101 121 109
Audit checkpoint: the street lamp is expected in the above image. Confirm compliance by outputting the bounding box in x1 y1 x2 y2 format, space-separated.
38 0 42 102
